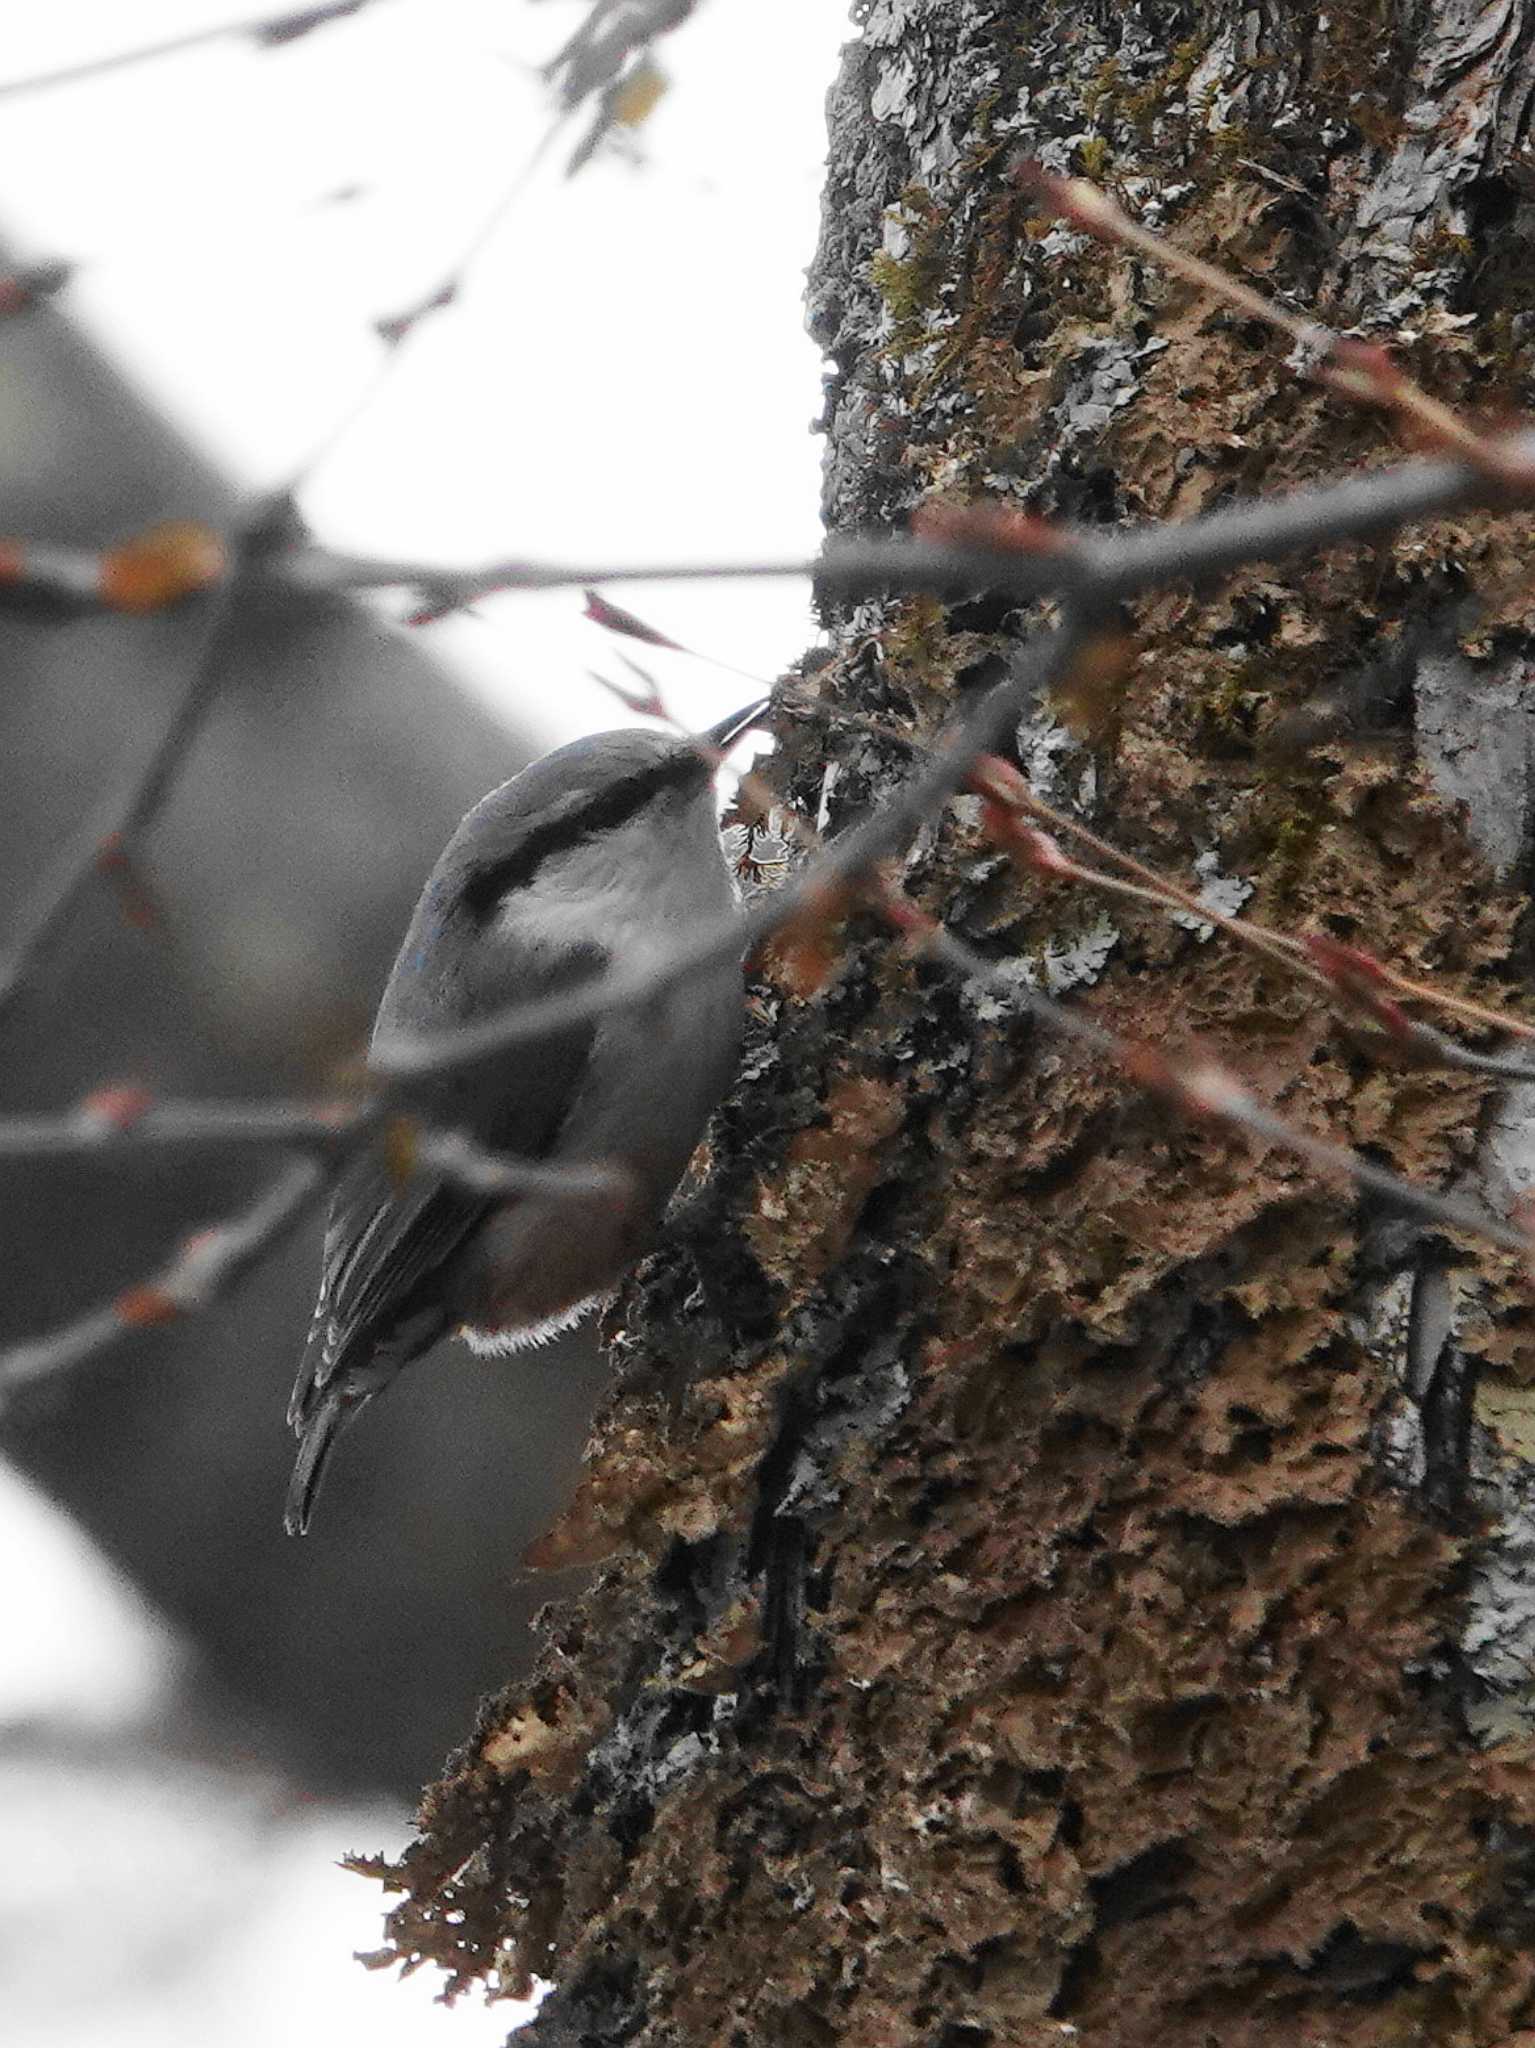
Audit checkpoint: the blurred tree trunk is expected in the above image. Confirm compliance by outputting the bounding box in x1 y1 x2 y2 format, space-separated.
0 293 607 1796
382 4 1535 2040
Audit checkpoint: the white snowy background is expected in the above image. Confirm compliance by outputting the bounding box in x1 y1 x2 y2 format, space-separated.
0 3 848 2041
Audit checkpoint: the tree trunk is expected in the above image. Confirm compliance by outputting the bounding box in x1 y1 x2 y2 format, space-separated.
377 3 1535 2039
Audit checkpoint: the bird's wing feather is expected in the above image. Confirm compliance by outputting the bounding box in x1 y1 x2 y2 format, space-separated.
290 923 608 1426
290 1156 487 1423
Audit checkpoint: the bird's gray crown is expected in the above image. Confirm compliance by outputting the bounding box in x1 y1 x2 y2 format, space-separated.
451 728 710 917
441 701 766 918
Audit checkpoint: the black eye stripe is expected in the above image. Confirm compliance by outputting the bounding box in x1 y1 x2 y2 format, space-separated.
459 751 706 917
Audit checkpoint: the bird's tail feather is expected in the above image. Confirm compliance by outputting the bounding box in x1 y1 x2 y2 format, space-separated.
284 1385 357 1537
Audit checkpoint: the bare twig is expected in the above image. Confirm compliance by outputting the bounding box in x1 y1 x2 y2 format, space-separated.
414 1129 635 1200
1019 167 1521 481
0 1101 637 1394
546 0 697 174
372 621 1087 1079
280 429 1535 623
986 773 1535 1067
0 2 380 103
19 431 1535 633
0 1158 328 1398
0 1089 643 1199
917 925 1531 1259
0 559 243 1028
286 118 564 501
0 521 226 620
0 1095 360 1160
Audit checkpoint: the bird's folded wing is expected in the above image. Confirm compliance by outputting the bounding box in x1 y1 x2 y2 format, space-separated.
290 923 608 1429
289 1156 488 1428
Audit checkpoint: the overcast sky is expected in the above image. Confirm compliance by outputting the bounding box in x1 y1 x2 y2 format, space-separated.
0 0 848 744
0 5 852 2041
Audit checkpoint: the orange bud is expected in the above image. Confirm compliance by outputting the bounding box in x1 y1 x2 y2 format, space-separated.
116 1284 180 1326
99 520 226 613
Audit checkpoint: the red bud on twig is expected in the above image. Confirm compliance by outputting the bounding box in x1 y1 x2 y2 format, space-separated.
583 589 685 649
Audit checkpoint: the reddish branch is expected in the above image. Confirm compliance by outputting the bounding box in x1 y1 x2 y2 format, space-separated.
0 1158 328 1396
915 920 1534 1259
0 1099 635 1398
1017 165 1524 482
973 761 1535 1078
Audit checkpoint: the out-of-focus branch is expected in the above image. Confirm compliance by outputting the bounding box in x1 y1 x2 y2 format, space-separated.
0 1157 328 1397
0 1104 636 1398
0 521 226 619
285 430 1535 622
0 1 379 103
414 1130 634 1200
0 260 73 317
9 429 1535 634
0 1088 640 1186
372 622 1087 1079
0 517 256 1027
547 0 698 174
0 1093 361 1160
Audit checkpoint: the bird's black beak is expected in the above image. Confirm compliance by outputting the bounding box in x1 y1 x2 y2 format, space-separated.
706 697 771 751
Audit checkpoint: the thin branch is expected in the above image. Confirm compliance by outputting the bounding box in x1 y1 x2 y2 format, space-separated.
991 775 1535 1064
0 539 247 1028
0 2 379 103
285 117 563 502
0 1105 636 1394
371 621 1088 1079
278 429 1535 623
0 1091 642 1200
918 926 1532 1260
0 521 226 620
546 0 697 174
0 1096 361 1161
18 429 1535 632
0 1158 327 1398
414 1129 635 1200
1018 166 1519 481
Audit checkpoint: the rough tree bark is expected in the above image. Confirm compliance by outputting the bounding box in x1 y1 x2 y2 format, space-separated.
375 4 1535 2040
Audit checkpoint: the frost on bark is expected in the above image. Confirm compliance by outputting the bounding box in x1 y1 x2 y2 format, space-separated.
374 4 1535 2041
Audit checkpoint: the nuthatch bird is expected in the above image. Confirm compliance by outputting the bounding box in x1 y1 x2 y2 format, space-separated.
284 700 767 1535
